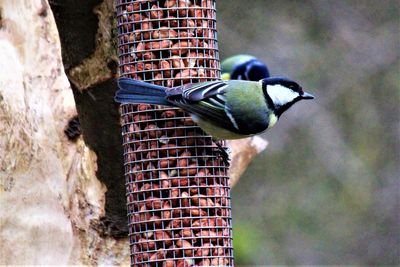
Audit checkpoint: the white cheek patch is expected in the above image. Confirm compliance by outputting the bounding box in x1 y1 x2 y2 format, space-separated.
266 84 299 106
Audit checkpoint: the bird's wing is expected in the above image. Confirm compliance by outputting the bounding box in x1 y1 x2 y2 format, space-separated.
182 81 229 101
165 81 240 133
165 81 228 100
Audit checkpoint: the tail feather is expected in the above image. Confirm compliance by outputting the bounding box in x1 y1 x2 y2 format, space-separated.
115 78 170 106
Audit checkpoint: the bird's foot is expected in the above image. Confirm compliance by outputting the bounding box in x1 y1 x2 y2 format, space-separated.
215 141 231 166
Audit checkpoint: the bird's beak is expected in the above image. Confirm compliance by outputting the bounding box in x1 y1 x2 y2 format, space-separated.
301 92 315 100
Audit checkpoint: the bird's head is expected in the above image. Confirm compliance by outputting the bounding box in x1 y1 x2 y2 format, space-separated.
231 59 270 81
261 76 314 117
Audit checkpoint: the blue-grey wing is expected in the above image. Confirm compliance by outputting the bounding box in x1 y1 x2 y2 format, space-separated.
164 81 240 133
165 81 229 101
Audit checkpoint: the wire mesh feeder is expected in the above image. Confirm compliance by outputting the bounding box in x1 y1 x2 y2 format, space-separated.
116 0 233 266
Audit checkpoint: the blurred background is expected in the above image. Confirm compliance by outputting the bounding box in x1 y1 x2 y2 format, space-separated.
217 0 399 265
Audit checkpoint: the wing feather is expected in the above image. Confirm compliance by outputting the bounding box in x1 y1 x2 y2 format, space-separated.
180 81 228 101
165 81 240 133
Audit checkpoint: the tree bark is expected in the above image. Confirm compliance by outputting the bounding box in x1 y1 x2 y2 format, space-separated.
0 0 129 265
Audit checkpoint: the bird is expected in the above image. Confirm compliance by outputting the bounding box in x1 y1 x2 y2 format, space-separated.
221 54 270 81
115 77 314 140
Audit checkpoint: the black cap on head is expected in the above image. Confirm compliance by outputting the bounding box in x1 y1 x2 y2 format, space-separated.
261 76 315 117
231 59 270 81
262 76 301 92
245 59 270 81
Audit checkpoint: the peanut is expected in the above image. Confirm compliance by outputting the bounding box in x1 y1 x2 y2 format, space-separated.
171 176 190 187
145 197 162 210
189 185 199 194
161 110 176 118
149 249 166 262
144 63 153 70
147 40 173 50
160 173 170 189
175 69 198 83
150 5 163 19
137 104 152 111
177 150 190 167
126 3 133 12
215 217 227 227
198 259 211 266
171 55 185 69
189 5 203 18
195 243 213 257
172 207 182 218
143 51 156 60
176 239 193 257
136 42 145 56
132 2 141 11
186 206 207 216
144 124 162 138
179 162 197 176
180 227 193 237
136 62 145 72
163 260 175 267
213 246 225 256
152 27 178 39
182 117 195 126
159 60 172 77
141 18 152 31
138 238 156 250
192 194 214 207
170 218 181 229
164 0 177 8
196 230 218 242
149 215 162 228
178 0 189 17
154 73 163 85
181 19 195 28
160 144 178 156
181 191 190 207
154 231 172 247
171 41 189 55
178 30 194 38
162 201 171 219
139 205 151 223
171 188 179 206
210 258 229 266
164 16 179 27
132 13 142 24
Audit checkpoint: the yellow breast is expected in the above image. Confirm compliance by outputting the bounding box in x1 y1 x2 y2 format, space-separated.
192 116 247 140
268 113 278 129
221 73 231 81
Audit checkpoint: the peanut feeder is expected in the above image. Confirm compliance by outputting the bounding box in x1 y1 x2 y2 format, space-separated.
116 0 233 266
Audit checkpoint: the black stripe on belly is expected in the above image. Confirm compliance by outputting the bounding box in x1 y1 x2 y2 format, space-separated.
231 109 269 135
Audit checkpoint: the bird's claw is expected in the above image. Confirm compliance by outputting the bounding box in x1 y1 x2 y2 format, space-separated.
215 141 231 166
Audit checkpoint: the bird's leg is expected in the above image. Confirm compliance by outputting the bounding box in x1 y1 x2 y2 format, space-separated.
214 140 231 166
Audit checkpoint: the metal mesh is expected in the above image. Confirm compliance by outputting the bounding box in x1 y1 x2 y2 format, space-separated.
116 0 233 266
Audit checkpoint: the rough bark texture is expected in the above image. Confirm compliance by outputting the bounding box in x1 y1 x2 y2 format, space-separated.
0 0 266 265
0 0 129 265
50 0 127 235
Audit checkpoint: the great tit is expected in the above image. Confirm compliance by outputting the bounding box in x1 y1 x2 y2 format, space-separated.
221 54 270 81
115 77 314 140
